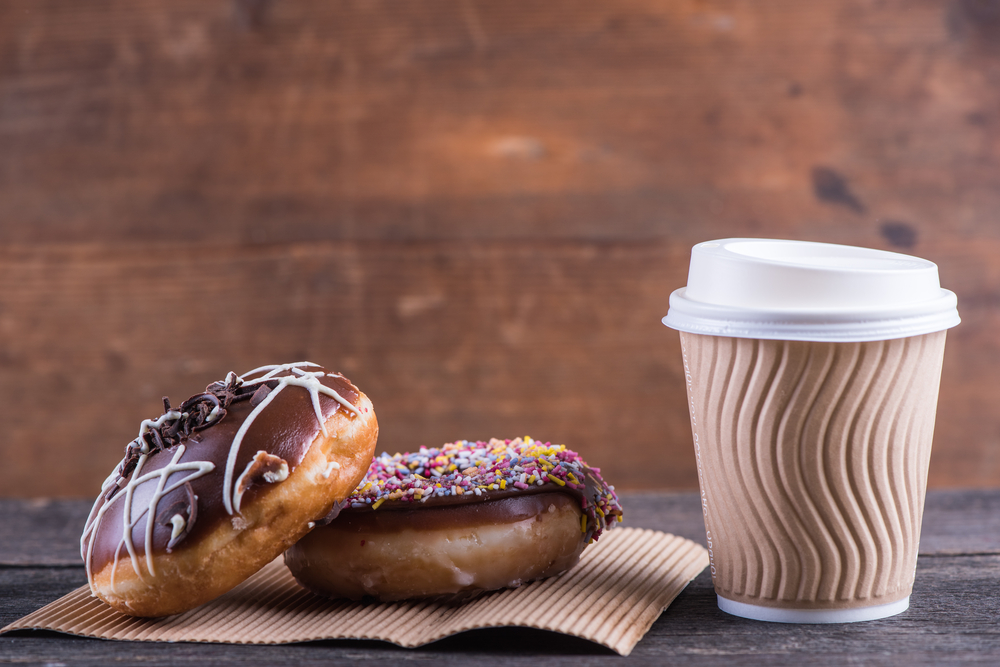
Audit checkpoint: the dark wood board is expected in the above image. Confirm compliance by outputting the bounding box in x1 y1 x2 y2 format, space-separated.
3 1 999 247
3 491 1000 665
2 240 998 497
2 1 1000 496
4 489 997 568
0 241 696 497
3 559 1000 666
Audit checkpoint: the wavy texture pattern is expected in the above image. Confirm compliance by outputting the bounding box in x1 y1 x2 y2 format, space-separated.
680 331 946 610
0 528 707 657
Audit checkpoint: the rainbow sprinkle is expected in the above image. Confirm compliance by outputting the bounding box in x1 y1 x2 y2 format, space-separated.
345 437 624 541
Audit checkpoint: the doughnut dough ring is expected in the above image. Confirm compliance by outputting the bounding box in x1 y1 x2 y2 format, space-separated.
285 437 624 601
81 362 378 617
287 493 585 601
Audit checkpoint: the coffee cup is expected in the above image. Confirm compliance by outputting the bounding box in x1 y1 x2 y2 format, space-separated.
662 239 960 623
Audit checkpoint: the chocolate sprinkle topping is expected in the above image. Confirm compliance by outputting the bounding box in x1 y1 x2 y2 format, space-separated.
110 374 264 494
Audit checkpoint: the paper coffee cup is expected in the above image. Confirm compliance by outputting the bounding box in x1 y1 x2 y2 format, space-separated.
663 239 960 623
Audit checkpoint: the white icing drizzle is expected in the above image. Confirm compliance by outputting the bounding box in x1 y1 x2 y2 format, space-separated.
138 411 183 450
221 362 359 516
321 461 341 479
169 514 186 540
81 361 358 591
263 465 289 484
232 451 289 514
80 443 215 589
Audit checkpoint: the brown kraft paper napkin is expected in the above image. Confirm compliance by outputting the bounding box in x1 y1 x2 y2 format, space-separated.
1 528 707 656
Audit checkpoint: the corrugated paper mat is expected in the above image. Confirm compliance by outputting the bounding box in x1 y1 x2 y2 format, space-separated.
2 528 708 656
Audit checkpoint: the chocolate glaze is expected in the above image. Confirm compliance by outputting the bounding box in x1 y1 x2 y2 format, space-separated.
335 466 614 541
83 365 359 575
328 493 578 532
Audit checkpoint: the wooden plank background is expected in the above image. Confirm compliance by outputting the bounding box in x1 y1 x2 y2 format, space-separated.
1 0 998 498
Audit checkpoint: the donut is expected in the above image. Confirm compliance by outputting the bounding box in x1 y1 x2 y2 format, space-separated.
80 362 378 617
284 437 623 601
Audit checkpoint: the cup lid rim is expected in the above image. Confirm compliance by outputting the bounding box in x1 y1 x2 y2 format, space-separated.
664 286 960 341
663 238 961 342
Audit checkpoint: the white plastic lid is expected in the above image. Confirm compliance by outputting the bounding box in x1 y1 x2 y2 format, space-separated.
662 239 960 342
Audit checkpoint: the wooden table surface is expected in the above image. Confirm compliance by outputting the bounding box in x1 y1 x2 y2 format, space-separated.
2 489 999 665
6 1 1000 500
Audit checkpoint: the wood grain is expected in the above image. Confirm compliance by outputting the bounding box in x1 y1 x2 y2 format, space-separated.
3 492 1000 665
6 559 999 665
4 489 994 567
1 1 999 495
0 241 697 497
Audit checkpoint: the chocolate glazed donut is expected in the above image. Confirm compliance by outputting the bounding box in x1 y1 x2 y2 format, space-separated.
285 437 623 601
80 362 378 617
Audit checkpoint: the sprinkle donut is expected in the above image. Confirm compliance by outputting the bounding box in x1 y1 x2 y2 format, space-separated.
80 362 378 617
284 437 623 601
